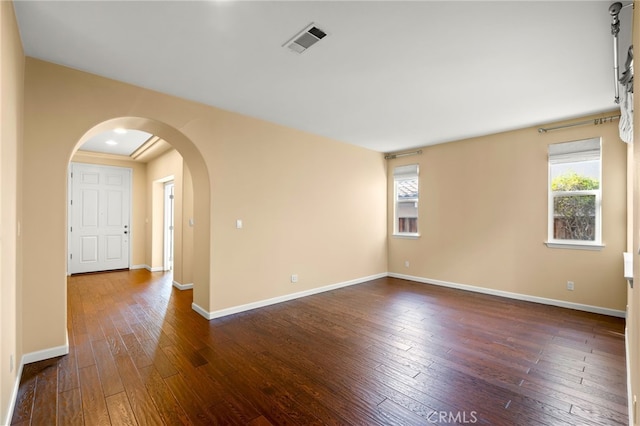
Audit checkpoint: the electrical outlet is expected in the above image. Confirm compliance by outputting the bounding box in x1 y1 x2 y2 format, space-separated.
405 260 410 268
567 281 574 291
291 274 298 283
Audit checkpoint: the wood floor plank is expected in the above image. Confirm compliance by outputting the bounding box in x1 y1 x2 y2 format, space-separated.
10 369 36 424
119 332 154 369
92 338 125 397
137 365 191 425
57 351 80 393
74 332 96 369
58 388 84 426
78 365 111 426
161 345 225 401
163 372 217 425
245 415 276 426
113 354 165 426
30 360 58 426
11 271 628 425
137 338 179 378
377 397 431 425
571 401 628 426
105 392 138 426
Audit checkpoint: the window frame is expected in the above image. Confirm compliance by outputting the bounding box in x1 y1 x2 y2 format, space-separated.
393 164 420 238
546 138 603 250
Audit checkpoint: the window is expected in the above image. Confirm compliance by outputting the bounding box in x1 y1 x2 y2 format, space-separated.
394 164 419 237
547 138 602 249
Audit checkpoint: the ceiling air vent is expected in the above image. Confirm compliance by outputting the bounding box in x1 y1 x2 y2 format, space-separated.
283 23 327 54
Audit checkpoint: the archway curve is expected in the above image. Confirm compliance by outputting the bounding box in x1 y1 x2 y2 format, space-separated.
67 116 211 314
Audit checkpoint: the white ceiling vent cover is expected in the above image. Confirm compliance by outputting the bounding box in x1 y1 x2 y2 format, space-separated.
283 23 327 54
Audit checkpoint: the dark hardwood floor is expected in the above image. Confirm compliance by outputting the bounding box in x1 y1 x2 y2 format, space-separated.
11 270 627 425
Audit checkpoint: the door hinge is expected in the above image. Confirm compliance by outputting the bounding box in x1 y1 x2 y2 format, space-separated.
70 253 73 260
70 226 73 232
70 172 73 178
70 199 73 205
170 194 174 200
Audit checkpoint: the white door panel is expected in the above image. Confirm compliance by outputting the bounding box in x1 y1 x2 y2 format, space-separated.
80 236 98 263
105 235 123 260
81 189 99 227
69 163 131 274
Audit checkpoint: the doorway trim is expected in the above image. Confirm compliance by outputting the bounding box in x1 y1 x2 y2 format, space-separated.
163 180 175 272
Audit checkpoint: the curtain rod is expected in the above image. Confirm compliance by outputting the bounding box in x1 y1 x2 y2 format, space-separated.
537 114 620 134
384 149 422 160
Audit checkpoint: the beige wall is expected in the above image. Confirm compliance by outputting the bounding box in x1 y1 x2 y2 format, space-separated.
21 59 388 358
0 1 23 423
71 152 147 268
207 113 389 307
182 165 194 286
388 114 627 312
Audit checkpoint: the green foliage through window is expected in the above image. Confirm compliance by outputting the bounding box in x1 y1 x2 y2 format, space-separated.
551 171 599 191
551 171 599 241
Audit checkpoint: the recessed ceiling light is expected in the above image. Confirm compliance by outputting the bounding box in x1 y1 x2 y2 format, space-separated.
114 128 127 134
105 140 118 146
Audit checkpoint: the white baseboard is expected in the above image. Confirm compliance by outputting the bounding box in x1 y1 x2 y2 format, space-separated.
389 273 627 318
21 332 70 365
129 264 147 270
190 271 625 320
130 264 164 272
172 281 193 290
191 272 388 320
6 332 70 425
191 302 210 319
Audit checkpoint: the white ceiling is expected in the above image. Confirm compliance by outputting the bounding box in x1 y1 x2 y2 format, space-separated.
79 128 153 157
13 1 634 153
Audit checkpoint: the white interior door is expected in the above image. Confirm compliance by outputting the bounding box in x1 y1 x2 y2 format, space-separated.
68 163 131 274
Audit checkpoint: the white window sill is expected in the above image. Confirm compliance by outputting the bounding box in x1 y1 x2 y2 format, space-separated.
393 233 420 239
545 241 605 251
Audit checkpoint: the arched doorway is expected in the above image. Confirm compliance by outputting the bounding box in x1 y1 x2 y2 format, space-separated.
68 117 211 315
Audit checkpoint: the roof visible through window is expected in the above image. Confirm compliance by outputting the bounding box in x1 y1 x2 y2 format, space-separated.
397 179 418 199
